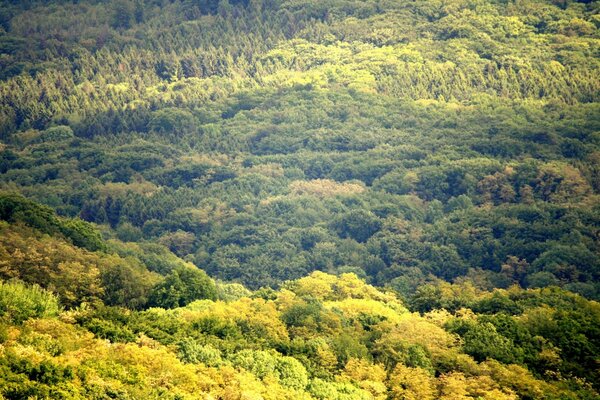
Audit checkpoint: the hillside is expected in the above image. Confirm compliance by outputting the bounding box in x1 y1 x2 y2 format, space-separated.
0 207 598 398
0 0 599 398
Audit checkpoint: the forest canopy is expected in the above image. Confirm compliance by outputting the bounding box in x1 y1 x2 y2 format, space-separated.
0 0 599 398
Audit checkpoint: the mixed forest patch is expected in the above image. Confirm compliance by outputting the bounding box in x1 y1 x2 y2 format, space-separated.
0 0 598 398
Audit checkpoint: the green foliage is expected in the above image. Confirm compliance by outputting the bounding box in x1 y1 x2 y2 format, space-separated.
331 209 382 243
0 273 597 398
276 355 309 390
0 281 60 324
39 126 74 142
101 261 157 309
230 349 309 390
58 218 105 252
447 319 520 364
0 193 58 235
0 351 75 399
177 338 223 366
148 108 197 135
148 266 217 309
216 281 252 301
0 0 598 396
0 193 106 252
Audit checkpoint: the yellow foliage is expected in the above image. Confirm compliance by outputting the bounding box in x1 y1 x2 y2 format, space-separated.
313 339 338 374
0 225 104 306
422 309 454 327
464 375 517 400
480 360 557 400
536 161 592 202
342 358 387 399
101 342 213 395
434 349 480 376
274 288 298 310
288 179 365 198
22 318 95 355
97 181 158 197
342 358 386 383
51 261 103 305
245 163 285 178
287 271 400 304
393 314 459 355
438 372 470 400
389 364 436 400
180 297 290 344
106 82 130 93
436 280 479 306
439 366 531 399
288 271 336 299
325 298 405 324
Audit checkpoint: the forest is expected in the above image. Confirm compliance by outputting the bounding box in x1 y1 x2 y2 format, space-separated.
0 0 599 398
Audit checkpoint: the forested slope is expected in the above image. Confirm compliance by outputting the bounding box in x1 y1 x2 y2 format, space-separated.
0 0 599 398
0 208 598 398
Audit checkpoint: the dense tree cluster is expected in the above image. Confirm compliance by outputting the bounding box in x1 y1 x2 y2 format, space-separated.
0 0 598 297
0 0 599 397
1 243 599 399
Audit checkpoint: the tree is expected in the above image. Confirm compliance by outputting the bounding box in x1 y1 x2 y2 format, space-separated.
102 261 157 309
0 281 60 324
148 266 217 308
389 364 436 400
448 319 519 364
331 209 382 243
158 230 196 257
